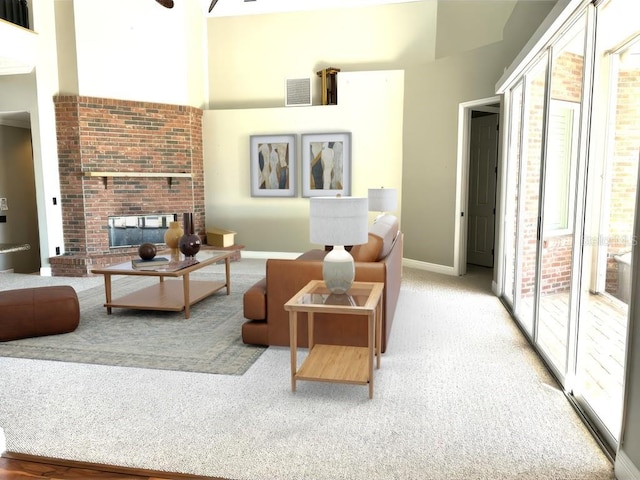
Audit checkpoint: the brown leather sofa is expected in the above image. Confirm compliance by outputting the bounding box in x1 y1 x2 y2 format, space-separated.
0 286 80 341
242 215 403 353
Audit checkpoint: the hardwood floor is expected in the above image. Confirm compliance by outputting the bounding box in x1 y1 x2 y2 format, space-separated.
0 453 225 480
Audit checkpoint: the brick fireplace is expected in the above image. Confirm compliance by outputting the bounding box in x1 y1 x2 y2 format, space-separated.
50 96 205 276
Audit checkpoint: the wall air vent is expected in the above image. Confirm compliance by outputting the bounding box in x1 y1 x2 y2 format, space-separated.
285 78 312 107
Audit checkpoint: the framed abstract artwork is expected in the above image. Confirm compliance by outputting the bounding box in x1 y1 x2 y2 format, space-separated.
301 132 352 197
249 134 297 197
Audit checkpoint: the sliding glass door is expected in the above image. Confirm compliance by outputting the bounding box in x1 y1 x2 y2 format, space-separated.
498 0 639 452
574 0 640 445
507 55 548 337
536 15 588 380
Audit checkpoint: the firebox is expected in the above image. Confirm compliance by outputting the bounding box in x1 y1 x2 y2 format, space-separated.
108 214 177 248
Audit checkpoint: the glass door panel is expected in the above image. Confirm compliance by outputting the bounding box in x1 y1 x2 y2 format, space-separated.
502 82 524 308
514 56 548 336
575 0 640 444
537 17 588 378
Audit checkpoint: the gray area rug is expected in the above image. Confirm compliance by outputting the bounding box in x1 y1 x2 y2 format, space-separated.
0 272 266 375
0 265 614 480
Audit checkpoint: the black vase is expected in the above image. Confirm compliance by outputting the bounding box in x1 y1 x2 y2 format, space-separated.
179 213 201 257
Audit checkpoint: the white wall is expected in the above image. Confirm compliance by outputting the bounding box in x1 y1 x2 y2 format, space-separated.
207 2 437 109
73 0 208 107
203 70 404 253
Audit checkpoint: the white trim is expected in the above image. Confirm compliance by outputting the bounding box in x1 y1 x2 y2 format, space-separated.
615 448 640 480
496 0 589 93
39 266 52 276
402 257 457 276
454 96 501 276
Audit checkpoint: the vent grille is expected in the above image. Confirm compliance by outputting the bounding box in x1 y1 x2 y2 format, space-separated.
285 78 312 107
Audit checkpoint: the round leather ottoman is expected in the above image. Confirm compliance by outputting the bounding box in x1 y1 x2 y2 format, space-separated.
0 286 80 342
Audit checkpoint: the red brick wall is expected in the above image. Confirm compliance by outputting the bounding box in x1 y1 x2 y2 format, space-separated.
605 66 640 297
520 51 584 298
50 96 204 276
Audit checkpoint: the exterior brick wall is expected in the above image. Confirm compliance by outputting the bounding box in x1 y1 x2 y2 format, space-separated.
605 67 640 298
50 96 204 276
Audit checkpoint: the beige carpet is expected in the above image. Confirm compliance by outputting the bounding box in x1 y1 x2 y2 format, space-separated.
0 261 614 480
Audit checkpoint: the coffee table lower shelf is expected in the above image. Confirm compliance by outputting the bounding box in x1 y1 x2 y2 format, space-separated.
104 279 225 313
295 344 370 385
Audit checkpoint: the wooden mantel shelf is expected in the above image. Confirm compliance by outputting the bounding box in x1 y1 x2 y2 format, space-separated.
83 171 192 188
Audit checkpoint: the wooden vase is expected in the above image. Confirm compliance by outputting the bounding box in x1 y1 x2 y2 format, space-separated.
164 221 183 259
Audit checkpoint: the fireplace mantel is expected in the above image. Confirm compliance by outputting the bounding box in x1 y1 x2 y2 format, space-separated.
83 171 193 188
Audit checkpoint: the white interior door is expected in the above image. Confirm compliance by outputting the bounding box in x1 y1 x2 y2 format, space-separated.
467 113 499 267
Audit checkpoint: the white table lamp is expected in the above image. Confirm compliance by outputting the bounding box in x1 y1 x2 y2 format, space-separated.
310 196 369 294
368 187 397 219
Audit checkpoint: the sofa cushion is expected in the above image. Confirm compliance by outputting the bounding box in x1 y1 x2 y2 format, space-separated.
370 214 399 260
351 214 399 262
351 233 384 262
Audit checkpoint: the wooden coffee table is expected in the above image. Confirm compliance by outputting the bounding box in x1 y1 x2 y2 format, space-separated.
284 280 384 399
91 250 234 319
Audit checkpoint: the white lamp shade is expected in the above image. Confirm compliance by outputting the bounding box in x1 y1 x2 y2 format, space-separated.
309 196 369 246
368 188 397 212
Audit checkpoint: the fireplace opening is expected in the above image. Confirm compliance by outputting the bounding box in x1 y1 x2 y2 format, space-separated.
108 214 177 248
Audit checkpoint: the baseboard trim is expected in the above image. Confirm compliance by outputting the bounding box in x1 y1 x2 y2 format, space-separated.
402 258 457 276
616 448 640 480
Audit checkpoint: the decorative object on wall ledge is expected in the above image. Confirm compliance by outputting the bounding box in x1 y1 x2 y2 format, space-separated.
179 213 201 257
309 195 369 294
164 216 184 259
301 132 352 198
137 242 157 260
250 134 297 197
316 67 341 105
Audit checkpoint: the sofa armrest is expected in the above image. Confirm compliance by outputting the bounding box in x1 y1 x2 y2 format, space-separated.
243 277 267 321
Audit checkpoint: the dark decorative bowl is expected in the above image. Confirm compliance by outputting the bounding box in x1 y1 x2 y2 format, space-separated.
138 242 157 260
179 234 201 257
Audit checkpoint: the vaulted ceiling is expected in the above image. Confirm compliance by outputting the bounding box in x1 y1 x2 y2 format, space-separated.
202 0 423 17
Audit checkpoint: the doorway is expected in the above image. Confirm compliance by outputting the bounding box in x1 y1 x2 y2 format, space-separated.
455 97 500 280
0 112 40 273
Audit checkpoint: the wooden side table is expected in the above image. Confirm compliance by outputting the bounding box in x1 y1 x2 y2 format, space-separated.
284 280 384 399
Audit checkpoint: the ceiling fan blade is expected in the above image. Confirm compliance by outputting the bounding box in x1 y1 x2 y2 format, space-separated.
155 0 174 8
209 0 219 13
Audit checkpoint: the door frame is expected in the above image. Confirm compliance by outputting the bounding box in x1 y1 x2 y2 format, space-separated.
454 96 501 285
